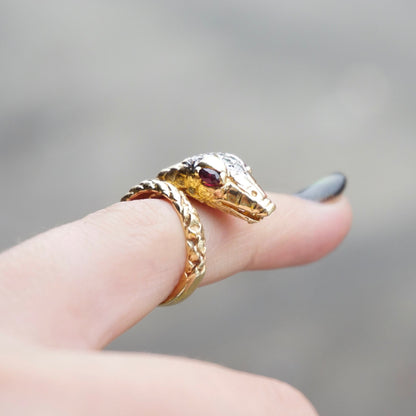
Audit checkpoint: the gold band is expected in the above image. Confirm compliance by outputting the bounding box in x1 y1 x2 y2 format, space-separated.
121 179 206 306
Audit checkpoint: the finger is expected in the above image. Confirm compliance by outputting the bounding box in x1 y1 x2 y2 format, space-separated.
0 179 351 348
1 349 318 416
197 193 351 283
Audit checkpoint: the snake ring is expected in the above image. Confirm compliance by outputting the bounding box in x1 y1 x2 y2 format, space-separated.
121 152 276 306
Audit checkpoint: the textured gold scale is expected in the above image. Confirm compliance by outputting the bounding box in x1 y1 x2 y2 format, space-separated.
121 179 206 306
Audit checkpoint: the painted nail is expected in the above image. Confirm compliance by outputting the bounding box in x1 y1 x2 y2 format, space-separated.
295 173 347 202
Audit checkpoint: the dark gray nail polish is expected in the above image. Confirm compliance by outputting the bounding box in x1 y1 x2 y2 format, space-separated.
295 173 347 202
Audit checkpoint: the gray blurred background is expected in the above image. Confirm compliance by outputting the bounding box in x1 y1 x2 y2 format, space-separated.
1 1 415 414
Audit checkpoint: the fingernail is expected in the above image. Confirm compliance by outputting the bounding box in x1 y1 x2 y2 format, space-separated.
295 173 347 202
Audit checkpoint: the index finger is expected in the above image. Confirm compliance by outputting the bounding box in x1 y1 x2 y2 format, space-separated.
0 183 351 349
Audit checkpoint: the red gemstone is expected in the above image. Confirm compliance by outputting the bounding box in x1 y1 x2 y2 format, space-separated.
199 168 221 187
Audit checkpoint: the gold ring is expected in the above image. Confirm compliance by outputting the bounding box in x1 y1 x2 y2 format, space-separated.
121 152 276 306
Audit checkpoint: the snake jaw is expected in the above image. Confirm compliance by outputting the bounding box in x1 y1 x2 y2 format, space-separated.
215 199 275 223
157 152 276 223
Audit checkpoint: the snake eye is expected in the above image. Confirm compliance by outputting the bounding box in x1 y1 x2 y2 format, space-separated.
198 168 222 187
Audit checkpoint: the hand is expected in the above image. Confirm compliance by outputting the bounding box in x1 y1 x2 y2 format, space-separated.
0 176 351 415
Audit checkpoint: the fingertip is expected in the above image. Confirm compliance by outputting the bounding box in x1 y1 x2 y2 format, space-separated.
298 194 352 264
246 193 352 270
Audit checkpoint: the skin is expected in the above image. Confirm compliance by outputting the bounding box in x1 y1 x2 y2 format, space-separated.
0 192 352 415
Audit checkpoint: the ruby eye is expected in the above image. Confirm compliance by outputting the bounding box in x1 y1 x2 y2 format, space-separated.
198 168 222 187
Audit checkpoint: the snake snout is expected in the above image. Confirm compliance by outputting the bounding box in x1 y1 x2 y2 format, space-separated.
250 196 275 221
219 184 275 222
258 197 276 217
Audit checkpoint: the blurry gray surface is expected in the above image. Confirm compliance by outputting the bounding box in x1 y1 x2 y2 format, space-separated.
1 1 415 414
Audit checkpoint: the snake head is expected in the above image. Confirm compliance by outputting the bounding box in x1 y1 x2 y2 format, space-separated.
157 152 276 223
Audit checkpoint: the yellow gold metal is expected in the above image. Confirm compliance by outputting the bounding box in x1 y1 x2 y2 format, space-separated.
121 179 206 306
121 152 276 306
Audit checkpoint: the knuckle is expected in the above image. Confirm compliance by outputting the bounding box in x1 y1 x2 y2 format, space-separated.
80 200 179 247
82 200 163 229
